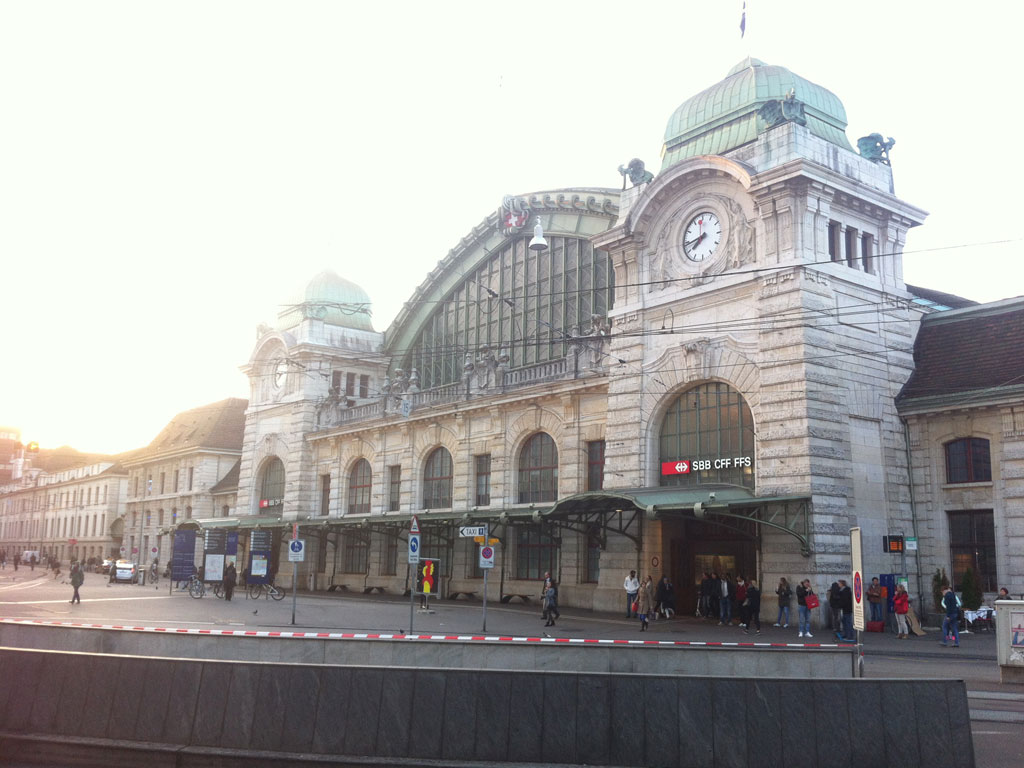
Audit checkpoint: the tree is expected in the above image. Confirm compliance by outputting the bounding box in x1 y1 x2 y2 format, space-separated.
960 568 983 610
932 568 950 612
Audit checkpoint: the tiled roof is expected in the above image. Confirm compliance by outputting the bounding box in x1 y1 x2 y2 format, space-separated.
210 459 240 494
897 297 1024 407
134 398 248 460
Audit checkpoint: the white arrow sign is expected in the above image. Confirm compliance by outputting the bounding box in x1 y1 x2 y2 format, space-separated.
459 525 488 538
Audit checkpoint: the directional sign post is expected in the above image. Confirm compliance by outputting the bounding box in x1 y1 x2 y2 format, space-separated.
290 528 303 626
850 526 864 677
408 516 419 635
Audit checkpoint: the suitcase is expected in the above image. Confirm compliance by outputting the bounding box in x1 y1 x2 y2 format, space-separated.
866 620 885 633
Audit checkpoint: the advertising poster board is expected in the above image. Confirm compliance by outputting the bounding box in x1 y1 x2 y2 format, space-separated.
170 529 196 582
247 530 273 585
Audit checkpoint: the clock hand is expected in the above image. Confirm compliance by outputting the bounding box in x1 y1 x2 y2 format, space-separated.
684 232 706 247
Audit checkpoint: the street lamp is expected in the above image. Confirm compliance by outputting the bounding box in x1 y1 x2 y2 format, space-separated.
529 218 548 252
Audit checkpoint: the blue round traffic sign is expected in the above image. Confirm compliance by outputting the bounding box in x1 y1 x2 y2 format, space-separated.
290 540 303 553
409 537 419 553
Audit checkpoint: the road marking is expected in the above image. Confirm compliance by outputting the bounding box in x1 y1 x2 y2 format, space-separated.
0 596 174 605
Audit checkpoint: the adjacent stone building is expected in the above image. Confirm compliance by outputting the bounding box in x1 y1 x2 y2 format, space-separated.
897 296 1024 600
122 398 246 568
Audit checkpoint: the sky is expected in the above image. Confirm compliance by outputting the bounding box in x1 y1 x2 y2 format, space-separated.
2 1 1023 455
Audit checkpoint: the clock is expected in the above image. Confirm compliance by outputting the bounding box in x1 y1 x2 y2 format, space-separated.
682 212 722 262
274 359 289 388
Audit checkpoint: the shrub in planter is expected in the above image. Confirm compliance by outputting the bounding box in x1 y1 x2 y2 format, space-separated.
932 568 950 612
959 567 983 610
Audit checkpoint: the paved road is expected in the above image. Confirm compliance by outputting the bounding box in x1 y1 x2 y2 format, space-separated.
2 568 1022 767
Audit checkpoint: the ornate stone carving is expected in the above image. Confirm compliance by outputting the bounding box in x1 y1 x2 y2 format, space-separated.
857 134 895 165
466 345 510 393
681 337 712 376
568 315 612 372
498 195 530 235
617 158 654 189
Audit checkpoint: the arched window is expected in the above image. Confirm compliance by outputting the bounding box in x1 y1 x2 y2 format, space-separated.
259 457 285 507
945 438 991 484
518 433 559 503
348 459 372 514
422 448 453 509
659 382 756 489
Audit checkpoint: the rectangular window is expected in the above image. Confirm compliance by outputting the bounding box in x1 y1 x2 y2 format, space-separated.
845 226 858 268
945 438 992 484
586 440 605 491
515 525 558 580
331 370 344 395
359 375 369 399
345 372 356 397
948 509 997 592
474 454 491 506
133 477 139 497
828 221 841 262
147 475 152 495
174 470 180 492
861 234 875 275
159 472 165 494
381 535 397 576
188 467 194 491
342 533 369 573
319 474 331 516
584 525 601 583
465 537 483 579
317 533 328 574
388 466 401 512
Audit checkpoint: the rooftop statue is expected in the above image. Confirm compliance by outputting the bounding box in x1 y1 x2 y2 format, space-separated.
617 158 654 189
857 133 895 165
757 89 807 129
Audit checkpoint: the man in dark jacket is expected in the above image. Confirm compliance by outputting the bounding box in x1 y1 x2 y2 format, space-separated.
838 579 854 641
743 580 762 634
941 586 960 648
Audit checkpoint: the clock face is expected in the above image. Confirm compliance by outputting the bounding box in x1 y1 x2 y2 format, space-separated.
682 212 722 262
274 359 289 387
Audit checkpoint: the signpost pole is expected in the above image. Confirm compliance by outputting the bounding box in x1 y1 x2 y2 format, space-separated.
291 524 299 626
408 516 420 635
409 566 415 635
482 524 488 633
851 526 865 678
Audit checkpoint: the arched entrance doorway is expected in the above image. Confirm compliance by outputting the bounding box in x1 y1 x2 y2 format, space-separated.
658 382 757 612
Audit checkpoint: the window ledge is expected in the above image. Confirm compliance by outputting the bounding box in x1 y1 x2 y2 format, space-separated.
941 481 993 490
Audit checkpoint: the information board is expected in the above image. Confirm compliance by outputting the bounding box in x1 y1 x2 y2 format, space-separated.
170 529 196 583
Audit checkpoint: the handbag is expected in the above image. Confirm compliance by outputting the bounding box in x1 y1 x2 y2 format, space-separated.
805 593 820 610
631 600 639 613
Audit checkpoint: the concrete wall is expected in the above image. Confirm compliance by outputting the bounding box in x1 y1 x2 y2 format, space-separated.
0 646 974 768
0 622 855 679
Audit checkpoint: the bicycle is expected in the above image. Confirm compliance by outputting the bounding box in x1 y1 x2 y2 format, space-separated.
187 575 206 599
247 582 287 601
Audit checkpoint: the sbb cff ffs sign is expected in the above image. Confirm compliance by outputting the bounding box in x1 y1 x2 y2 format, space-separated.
662 456 752 475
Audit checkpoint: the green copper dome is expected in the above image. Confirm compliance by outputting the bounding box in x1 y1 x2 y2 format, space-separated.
277 270 374 332
661 57 852 171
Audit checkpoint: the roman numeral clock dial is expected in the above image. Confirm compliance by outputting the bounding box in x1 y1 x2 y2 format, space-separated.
682 212 721 262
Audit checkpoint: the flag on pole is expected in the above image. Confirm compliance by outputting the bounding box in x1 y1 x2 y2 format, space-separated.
740 2 746 38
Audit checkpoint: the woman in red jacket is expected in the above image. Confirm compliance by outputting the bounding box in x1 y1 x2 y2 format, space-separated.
893 583 910 639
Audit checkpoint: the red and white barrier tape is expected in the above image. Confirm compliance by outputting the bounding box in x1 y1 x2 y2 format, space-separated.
0 617 852 648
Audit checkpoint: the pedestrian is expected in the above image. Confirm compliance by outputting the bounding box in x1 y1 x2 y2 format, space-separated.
838 579 854 641
736 576 748 628
708 571 720 619
656 576 676 619
30 554 37 571
867 577 883 622
743 579 761 634
796 579 815 638
543 579 559 627
997 587 1010 600
0 551 5 569
774 577 792 628
827 581 842 638
540 571 552 620
223 562 237 601
109 560 117 584
13 555 18 572
941 585 960 648
69 562 84 604
623 570 640 619
718 573 734 626
637 575 655 631
698 571 712 617
52 560 61 580
893 583 910 639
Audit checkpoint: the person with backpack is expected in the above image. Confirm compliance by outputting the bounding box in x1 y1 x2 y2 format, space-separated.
941 586 961 648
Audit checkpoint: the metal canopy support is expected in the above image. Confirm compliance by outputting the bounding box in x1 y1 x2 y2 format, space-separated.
697 501 812 556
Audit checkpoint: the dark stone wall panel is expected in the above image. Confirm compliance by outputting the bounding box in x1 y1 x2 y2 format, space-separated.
441 670 478 761
677 678 715 768
131 658 176 743
777 680 816 768
880 680 921 767
408 670 447 760
27 652 71 733
847 681 886 768
644 677 679 767
712 679 747 768
474 671 512 762
280 665 321 753
342 667 383 757
250 665 290 752
220 664 261 751
191 662 231 747
576 676 611 766
374 668 414 758
813 681 852 768
608 676 645 765
541 674 577 764
107 657 147 741
745 680 784 768
506 673 544 763
310 667 352 755
53 653 93 736
161 657 202 745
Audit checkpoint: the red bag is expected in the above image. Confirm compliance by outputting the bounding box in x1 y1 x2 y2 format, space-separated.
804 593 820 610
631 600 639 613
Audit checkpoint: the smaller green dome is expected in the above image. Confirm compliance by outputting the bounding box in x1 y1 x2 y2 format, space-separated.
277 270 374 332
661 57 852 171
